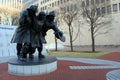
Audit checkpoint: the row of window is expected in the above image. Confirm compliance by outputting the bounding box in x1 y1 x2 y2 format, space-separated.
98 3 120 14
0 0 22 3
41 0 69 5
82 0 110 6
0 0 22 9
40 0 120 15
83 3 120 17
40 0 70 11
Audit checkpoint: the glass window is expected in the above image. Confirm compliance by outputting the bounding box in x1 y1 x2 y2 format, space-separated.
101 0 105 3
82 11 86 17
86 0 89 6
107 5 111 13
58 1 60 5
95 0 99 4
61 0 63 4
41 1 42 4
96 8 101 15
91 0 94 5
67 6 70 11
71 5 73 11
52 3 54 7
119 3 120 11
74 4 77 10
82 1 85 7
113 4 118 12
45 6 47 10
101 7 105 14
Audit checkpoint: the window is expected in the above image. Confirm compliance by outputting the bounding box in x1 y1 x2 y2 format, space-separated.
101 7 105 14
107 5 111 14
86 0 89 6
61 0 63 4
45 6 47 10
49 4 51 7
67 6 70 11
95 0 99 4
113 4 118 12
96 8 101 15
82 1 85 7
82 10 90 17
58 1 60 5
119 3 120 11
41 1 42 5
63 0 66 3
52 3 54 7
101 0 105 3
70 5 73 11
74 4 77 10
82 11 86 17
91 0 94 5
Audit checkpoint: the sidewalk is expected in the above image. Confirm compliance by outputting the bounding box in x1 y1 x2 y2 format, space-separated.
0 52 120 80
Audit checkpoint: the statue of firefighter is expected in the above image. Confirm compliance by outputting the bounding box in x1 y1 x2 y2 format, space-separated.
11 5 39 60
11 8 65 61
28 11 65 60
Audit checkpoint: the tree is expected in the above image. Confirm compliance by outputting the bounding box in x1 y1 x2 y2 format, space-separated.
60 1 79 51
81 1 111 52
54 10 61 51
0 7 11 25
12 14 19 25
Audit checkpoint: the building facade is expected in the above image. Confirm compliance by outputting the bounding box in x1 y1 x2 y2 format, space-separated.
79 0 120 46
1 0 120 46
23 0 38 9
0 0 38 25
38 0 120 46
0 0 23 25
0 0 22 9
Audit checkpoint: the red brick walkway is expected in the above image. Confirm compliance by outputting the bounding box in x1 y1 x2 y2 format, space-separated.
98 52 120 62
0 52 120 80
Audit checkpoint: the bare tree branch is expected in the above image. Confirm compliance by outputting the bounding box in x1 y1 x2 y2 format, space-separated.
80 0 112 52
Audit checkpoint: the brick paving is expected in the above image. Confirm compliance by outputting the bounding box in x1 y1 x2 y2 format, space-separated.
98 52 120 62
0 52 120 80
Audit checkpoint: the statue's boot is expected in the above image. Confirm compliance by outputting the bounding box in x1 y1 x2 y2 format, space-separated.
19 53 27 61
37 47 45 58
29 47 35 59
17 43 22 59
18 43 29 61
29 53 34 59
38 53 45 58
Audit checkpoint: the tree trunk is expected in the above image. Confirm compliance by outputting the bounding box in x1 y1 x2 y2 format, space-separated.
91 34 95 52
55 35 58 51
69 25 73 52
91 25 95 52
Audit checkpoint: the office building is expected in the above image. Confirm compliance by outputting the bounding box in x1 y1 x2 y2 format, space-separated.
0 0 38 25
38 0 120 46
